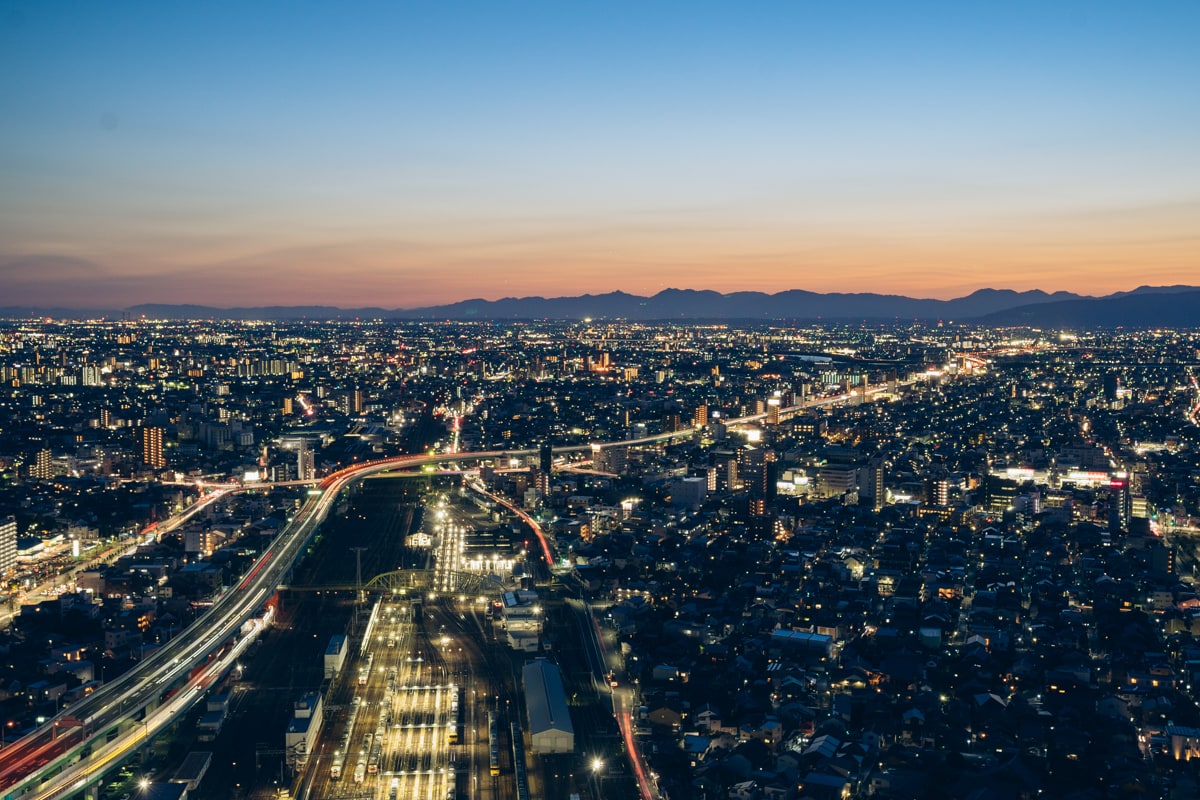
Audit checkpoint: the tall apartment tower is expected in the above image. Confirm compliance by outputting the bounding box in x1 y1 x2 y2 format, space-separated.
925 476 950 507
867 456 887 511
740 446 778 511
766 397 781 426
139 425 166 469
31 448 53 480
297 440 316 481
0 516 17 577
537 442 553 495
1103 372 1120 401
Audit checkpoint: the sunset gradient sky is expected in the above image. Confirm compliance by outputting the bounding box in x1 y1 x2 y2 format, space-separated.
2 1 1198 308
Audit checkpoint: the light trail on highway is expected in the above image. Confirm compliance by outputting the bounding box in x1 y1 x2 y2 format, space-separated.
4 380 893 798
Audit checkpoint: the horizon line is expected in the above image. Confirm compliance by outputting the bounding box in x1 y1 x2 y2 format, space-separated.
5 283 1200 314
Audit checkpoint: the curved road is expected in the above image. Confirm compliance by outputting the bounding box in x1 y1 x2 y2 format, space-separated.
4 385 884 799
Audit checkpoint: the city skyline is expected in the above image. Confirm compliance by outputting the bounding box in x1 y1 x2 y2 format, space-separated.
3 2 1199 308
4 317 1200 798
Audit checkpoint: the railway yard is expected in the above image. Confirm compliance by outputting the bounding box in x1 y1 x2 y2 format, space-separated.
299 489 533 800
74 479 599 800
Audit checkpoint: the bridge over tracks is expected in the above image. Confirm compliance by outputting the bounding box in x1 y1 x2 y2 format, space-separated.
282 568 507 596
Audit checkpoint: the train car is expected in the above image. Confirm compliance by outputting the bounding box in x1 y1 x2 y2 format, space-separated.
368 743 381 774
511 721 529 800
367 727 383 774
487 711 500 776
448 688 461 744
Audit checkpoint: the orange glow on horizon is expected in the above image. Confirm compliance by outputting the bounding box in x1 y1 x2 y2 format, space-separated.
4 208 1198 308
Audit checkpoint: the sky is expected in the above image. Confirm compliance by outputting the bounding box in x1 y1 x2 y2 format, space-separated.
1 1 1198 309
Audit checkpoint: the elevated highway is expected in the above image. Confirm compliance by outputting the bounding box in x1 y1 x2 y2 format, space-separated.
3 382 891 799
2 454 509 799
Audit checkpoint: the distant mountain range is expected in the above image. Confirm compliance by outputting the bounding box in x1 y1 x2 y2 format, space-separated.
3 285 1198 327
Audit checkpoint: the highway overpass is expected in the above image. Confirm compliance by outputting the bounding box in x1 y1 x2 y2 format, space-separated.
2 385 886 799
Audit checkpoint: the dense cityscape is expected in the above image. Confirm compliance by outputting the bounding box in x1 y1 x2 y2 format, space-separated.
1 318 1199 800
6 1 1199 799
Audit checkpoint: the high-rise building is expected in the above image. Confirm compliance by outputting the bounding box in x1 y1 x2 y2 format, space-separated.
982 475 1019 515
866 456 887 511
537 442 553 495
1103 372 1120 402
31 448 53 480
692 403 708 428
692 465 718 492
139 426 166 469
0 516 17 577
925 476 950 507
725 458 739 490
671 476 708 508
740 446 778 508
593 445 627 475
297 440 315 481
817 464 858 499
766 397 781 426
